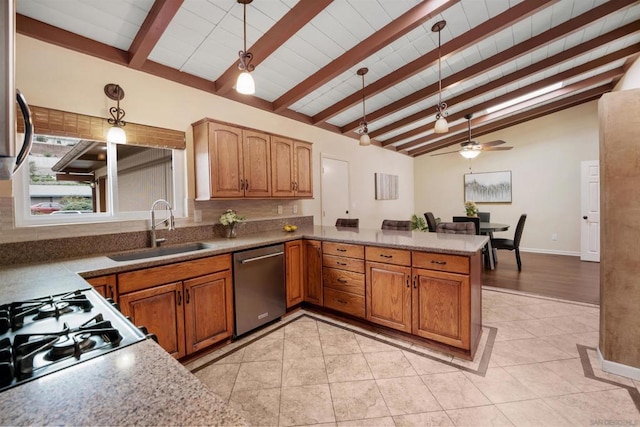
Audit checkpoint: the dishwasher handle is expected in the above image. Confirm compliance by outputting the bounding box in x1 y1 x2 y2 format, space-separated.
239 251 284 264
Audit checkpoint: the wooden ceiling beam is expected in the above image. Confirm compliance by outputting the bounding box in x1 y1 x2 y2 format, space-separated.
408 84 612 157
216 0 333 95
128 0 183 69
272 0 458 113
373 24 640 142
339 0 638 135
316 0 558 127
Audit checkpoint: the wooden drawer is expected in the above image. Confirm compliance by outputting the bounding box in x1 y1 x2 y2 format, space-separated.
366 246 411 266
412 251 469 275
118 254 232 294
323 268 364 295
322 242 364 259
324 287 365 318
323 254 365 273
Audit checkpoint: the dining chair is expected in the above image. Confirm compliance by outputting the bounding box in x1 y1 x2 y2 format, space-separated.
478 212 490 223
423 212 437 232
381 219 412 231
335 218 359 228
491 214 527 271
452 216 480 235
435 222 475 235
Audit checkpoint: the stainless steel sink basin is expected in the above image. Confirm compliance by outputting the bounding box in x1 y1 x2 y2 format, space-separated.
108 242 212 262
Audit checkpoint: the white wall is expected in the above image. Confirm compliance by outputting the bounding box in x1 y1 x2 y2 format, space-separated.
614 56 640 91
7 36 413 238
414 101 599 255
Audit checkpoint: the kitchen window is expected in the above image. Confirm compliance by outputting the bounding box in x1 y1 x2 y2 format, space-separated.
13 134 186 226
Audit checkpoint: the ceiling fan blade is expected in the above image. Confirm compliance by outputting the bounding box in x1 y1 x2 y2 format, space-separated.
430 150 461 156
478 140 507 147
482 146 513 151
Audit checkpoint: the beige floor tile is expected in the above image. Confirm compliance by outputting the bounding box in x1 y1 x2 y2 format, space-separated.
193 362 240 402
325 353 374 383
483 306 534 323
376 376 442 415
337 417 396 426
540 332 598 357
233 360 282 391
402 350 458 375
409 343 453 363
282 356 328 387
497 399 572 426
503 363 581 397
284 335 323 360
542 316 597 334
213 347 245 364
320 333 362 355
355 334 399 353
542 358 623 392
489 321 535 342
516 301 593 319
317 321 354 336
543 388 640 426
422 371 491 410
279 384 336 426
364 350 418 379
329 380 390 421
482 290 543 307
393 411 454 426
242 337 284 362
446 405 513 426
510 319 566 337
228 388 281 427
284 318 319 337
463 367 537 404
490 337 573 366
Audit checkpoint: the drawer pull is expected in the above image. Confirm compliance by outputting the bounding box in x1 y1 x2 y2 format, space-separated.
431 260 447 265
337 262 347 266
337 298 347 304
337 278 348 284
380 254 393 259
336 248 347 252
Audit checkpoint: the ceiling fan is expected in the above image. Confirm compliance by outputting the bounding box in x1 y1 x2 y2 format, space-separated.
431 114 513 158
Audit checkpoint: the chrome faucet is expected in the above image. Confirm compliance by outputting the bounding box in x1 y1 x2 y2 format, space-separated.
150 199 175 248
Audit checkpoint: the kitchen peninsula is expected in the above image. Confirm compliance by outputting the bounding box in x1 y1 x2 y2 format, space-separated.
0 225 486 425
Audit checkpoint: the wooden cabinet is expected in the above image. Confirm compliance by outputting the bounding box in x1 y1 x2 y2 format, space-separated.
193 120 271 199
366 261 412 333
285 240 304 308
86 274 117 301
303 240 323 305
118 255 233 359
271 136 313 198
322 242 365 318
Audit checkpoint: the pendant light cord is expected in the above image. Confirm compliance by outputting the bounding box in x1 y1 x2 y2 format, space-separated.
361 74 366 125
437 29 442 107
243 3 247 54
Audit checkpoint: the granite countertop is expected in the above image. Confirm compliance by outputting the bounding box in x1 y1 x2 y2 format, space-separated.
0 225 486 425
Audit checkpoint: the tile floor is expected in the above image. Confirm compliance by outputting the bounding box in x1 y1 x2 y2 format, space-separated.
186 288 640 426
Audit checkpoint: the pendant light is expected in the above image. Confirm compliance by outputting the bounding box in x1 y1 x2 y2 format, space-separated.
357 67 370 146
104 84 126 144
236 0 255 95
432 20 448 134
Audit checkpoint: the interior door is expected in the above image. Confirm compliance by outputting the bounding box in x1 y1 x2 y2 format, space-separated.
321 156 350 227
581 160 600 262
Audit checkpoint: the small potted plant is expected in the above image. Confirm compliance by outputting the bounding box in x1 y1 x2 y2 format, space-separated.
464 201 478 217
219 209 245 238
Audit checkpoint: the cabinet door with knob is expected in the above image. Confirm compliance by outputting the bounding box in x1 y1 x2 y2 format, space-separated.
365 261 412 333
242 130 271 197
86 274 117 302
285 240 304 308
303 240 323 305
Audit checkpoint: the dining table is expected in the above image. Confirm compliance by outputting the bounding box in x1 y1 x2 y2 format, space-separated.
479 222 510 270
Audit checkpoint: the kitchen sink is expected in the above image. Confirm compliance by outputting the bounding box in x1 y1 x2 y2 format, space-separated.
108 242 213 262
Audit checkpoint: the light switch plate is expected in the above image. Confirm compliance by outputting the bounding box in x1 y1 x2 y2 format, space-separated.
277 205 283 214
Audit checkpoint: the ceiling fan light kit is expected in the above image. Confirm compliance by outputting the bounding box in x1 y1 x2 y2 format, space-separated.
357 67 371 146
432 20 448 134
430 113 513 158
236 0 255 95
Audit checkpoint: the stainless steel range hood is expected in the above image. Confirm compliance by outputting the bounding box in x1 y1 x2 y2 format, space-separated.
1 0 33 180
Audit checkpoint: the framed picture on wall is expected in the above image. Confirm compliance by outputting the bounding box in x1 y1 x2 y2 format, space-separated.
375 173 399 200
464 171 512 203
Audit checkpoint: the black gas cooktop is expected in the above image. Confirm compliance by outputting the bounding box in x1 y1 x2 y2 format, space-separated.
0 289 147 392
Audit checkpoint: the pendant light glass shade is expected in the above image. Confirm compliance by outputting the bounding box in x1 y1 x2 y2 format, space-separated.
359 133 371 146
107 125 126 144
434 117 448 134
460 148 480 159
236 71 255 95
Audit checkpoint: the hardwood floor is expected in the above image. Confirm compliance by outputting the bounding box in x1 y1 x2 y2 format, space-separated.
482 251 600 305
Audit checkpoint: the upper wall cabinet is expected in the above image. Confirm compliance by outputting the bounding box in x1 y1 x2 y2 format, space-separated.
192 119 312 200
271 136 313 198
193 120 271 199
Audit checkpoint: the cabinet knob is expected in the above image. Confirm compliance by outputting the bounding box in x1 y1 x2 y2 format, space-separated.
186 289 190 304
582 216 588 220
245 179 249 190
177 291 182 306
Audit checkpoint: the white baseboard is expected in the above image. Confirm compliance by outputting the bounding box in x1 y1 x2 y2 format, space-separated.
521 247 581 257
597 347 640 380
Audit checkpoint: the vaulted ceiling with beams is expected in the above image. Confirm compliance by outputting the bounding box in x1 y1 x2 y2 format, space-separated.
16 0 640 157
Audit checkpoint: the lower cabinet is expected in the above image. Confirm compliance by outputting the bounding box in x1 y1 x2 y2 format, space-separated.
118 255 233 359
303 240 323 305
366 261 411 333
86 274 117 301
285 240 304 308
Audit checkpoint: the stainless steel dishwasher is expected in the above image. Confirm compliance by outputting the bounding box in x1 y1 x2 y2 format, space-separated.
233 244 286 336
